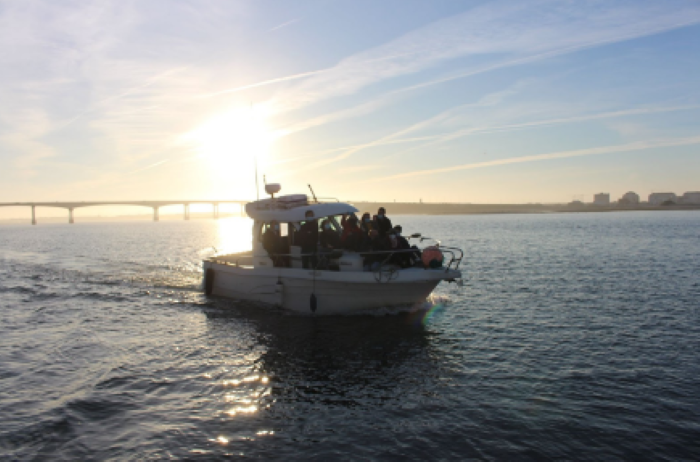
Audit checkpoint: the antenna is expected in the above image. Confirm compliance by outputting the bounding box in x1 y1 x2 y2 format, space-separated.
308 184 318 203
251 101 259 201
255 159 259 201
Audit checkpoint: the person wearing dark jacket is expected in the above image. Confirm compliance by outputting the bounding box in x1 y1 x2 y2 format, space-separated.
391 225 410 247
363 229 386 271
262 220 288 267
393 225 420 266
319 219 341 249
360 212 373 234
386 230 412 268
298 210 319 269
373 207 393 237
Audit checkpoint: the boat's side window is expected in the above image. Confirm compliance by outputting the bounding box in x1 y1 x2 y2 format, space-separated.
259 222 288 239
329 215 343 233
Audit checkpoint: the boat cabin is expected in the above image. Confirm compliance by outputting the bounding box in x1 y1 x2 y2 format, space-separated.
245 193 359 270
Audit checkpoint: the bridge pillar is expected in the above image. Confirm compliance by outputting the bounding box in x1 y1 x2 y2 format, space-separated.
68 208 74 224
153 206 159 222
31 205 36 225
184 204 190 220
213 203 219 219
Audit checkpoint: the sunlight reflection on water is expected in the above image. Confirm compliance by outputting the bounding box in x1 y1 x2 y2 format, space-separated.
214 217 254 255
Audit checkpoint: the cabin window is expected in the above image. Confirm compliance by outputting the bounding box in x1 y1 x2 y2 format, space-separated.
259 222 290 245
328 215 344 233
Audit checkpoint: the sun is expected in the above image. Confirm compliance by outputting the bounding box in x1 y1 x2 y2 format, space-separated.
186 106 275 173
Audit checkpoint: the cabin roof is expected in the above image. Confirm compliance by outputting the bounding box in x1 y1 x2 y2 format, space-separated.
245 199 358 222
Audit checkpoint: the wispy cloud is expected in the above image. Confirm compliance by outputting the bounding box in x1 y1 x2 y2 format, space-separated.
364 136 700 182
281 110 454 175
270 0 700 113
379 105 700 161
278 84 538 173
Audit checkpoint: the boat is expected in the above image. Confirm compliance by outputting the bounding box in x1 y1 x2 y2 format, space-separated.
202 184 463 315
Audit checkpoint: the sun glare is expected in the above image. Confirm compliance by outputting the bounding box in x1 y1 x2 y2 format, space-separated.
186 106 275 173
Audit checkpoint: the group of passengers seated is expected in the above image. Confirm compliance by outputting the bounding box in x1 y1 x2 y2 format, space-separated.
262 207 420 270
338 207 419 270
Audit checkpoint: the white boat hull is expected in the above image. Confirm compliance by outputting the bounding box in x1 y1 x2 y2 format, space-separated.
203 260 460 315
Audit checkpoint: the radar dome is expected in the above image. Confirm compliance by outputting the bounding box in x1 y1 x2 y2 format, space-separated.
265 183 281 197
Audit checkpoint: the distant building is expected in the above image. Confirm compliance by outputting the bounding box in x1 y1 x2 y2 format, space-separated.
649 192 677 205
593 193 610 206
618 191 640 205
680 192 700 204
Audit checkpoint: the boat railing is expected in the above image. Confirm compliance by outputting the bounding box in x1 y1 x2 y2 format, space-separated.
438 246 464 272
212 247 463 273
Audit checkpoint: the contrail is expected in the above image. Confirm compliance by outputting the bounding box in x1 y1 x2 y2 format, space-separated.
268 18 301 32
129 159 170 174
364 136 700 182
200 68 330 98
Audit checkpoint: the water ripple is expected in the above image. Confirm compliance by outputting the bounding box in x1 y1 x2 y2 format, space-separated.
1 214 699 459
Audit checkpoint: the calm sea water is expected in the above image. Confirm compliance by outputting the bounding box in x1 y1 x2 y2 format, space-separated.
1 212 699 460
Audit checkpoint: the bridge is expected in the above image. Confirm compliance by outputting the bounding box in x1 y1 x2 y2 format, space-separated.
0 201 248 224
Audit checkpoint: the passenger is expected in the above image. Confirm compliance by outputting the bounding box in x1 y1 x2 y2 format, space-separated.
386 230 412 268
317 219 342 270
363 229 385 271
359 212 373 234
319 219 341 250
340 215 364 250
340 213 358 232
373 207 393 237
262 220 289 267
393 225 421 266
297 210 319 269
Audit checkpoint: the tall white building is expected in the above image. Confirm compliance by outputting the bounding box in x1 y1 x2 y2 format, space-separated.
649 192 677 205
619 191 640 205
593 193 610 205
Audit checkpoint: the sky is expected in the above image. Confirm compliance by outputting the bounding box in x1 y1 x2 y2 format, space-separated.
1 0 700 218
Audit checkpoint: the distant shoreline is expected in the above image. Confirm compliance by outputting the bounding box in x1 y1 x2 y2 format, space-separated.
349 202 700 216
1 202 699 224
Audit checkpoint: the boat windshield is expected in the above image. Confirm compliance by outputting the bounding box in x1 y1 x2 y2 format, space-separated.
326 215 343 234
